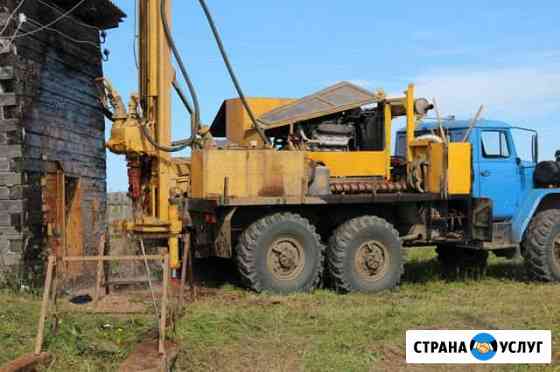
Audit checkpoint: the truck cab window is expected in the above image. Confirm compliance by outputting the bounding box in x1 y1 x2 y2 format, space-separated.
481 131 510 159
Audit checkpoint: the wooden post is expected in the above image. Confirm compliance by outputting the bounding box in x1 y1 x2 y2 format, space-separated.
159 254 170 355
189 236 197 300
178 233 190 310
35 256 55 355
94 234 106 307
49 261 59 335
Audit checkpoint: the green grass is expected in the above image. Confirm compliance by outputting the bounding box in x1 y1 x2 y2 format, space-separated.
1 248 560 371
0 292 154 371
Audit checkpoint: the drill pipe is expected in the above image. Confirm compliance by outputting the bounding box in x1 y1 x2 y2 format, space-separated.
330 180 409 195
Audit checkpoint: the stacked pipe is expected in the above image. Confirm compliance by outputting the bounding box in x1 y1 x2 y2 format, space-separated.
330 180 409 195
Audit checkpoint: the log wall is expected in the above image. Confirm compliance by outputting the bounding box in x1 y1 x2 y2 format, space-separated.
0 0 123 284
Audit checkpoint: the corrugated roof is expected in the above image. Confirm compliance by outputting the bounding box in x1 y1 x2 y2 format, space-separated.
258 82 383 129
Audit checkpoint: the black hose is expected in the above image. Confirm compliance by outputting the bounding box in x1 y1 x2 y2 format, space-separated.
140 121 189 152
161 0 200 139
136 0 200 153
197 0 270 145
172 79 193 116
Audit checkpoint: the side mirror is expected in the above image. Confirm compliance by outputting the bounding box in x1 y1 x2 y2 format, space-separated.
532 134 539 163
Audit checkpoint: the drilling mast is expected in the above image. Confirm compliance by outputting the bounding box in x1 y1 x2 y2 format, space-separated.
138 0 172 223
103 0 182 269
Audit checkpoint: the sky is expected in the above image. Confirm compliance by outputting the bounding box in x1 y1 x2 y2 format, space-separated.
103 0 560 191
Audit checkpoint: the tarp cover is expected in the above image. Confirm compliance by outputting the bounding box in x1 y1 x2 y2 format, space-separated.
258 82 382 129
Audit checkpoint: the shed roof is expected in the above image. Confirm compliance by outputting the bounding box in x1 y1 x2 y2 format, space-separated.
52 0 126 29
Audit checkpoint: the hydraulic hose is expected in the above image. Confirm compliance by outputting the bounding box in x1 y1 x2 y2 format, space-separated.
161 0 201 137
173 79 193 116
140 120 189 152
137 0 201 153
139 80 195 151
197 0 270 145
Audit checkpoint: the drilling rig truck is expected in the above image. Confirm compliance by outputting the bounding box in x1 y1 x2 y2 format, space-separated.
99 0 560 294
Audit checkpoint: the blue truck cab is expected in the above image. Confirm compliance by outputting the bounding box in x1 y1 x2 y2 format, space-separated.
396 119 560 281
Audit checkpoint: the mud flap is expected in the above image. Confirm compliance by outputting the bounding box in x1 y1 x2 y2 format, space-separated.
471 198 493 242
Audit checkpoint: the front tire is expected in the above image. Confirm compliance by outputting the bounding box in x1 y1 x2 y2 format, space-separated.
523 209 560 282
327 216 403 293
236 212 324 293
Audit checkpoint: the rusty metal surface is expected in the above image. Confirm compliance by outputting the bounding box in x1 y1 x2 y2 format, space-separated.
266 237 306 281
214 208 236 258
355 240 390 282
205 193 469 207
258 82 383 129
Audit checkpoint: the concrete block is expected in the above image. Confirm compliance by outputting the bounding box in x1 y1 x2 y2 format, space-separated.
0 200 23 213
0 172 21 185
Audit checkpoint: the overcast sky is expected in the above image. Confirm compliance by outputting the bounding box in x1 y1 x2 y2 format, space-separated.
104 1 560 191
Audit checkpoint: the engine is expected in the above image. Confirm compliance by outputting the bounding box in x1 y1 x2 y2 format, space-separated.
293 108 385 152
303 122 354 151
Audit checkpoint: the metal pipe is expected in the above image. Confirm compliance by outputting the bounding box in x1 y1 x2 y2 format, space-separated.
197 0 270 145
405 84 416 162
462 105 485 142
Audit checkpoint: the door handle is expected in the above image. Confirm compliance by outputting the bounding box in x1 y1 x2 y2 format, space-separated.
480 170 491 177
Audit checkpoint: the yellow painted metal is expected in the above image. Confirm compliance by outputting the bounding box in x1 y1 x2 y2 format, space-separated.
426 142 444 193
106 95 156 155
191 148 307 199
225 98 294 144
307 151 388 178
139 0 173 222
383 103 393 179
104 0 178 268
211 85 422 180
405 84 416 162
168 204 181 268
426 142 472 195
170 158 191 196
447 143 472 194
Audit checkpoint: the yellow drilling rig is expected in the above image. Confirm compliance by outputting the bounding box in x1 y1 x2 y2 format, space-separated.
98 0 487 294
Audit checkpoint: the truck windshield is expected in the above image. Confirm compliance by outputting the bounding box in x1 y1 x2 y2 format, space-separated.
395 129 467 157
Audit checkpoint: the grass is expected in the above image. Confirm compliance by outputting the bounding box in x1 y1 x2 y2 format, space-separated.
0 292 154 371
1 248 560 371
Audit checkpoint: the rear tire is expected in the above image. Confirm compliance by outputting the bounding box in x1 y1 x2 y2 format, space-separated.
523 209 560 282
327 216 403 293
436 245 488 279
236 212 324 293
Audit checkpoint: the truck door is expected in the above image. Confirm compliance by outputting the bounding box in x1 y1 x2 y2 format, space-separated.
474 129 521 220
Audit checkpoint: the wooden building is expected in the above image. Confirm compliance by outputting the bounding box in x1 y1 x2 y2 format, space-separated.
0 0 124 284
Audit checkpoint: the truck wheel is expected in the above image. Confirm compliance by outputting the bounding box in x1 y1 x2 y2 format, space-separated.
236 212 324 293
523 209 560 282
436 245 488 279
327 216 403 293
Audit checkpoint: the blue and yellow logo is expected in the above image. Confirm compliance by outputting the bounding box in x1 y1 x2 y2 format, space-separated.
470 333 498 361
